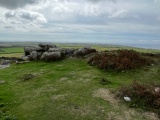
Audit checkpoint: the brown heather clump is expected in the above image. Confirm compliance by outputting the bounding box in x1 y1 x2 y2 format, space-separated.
88 49 152 71
117 81 160 117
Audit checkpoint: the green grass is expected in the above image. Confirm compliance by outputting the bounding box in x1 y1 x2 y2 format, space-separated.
0 47 24 57
0 44 160 119
0 57 160 120
0 47 23 53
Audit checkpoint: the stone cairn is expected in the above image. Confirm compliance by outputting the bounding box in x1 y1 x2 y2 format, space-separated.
22 43 97 62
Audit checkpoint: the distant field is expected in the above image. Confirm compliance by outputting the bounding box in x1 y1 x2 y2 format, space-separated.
91 45 160 53
0 47 24 57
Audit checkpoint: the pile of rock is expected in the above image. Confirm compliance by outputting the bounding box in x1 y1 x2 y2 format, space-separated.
74 47 97 57
22 44 96 62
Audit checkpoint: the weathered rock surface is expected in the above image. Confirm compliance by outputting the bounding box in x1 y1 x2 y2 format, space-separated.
21 56 30 61
22 44 96 62
1 60 10 65
74 47 96 57
40 52 62 61
48 48 61 52
24 47 35 56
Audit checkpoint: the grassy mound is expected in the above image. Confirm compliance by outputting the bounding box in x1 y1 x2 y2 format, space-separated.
88 49 152 71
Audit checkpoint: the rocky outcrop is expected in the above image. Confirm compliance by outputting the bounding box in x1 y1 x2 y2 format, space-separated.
73 47 96 57
24 47 35 56
40 52 62 61
22 44 96 62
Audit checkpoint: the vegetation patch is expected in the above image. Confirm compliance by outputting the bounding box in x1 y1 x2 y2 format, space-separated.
99 78 111 85
88 49 152 71
20 74 35 81
117 81 160 117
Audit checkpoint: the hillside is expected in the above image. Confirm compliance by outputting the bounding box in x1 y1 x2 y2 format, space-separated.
0 43 160 120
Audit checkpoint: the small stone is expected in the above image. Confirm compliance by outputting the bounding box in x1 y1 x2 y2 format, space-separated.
155 87 160 92
124 96 131 102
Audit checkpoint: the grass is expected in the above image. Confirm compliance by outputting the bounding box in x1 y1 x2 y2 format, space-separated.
0 57 160 120
0 43 160 120
0 47 24 57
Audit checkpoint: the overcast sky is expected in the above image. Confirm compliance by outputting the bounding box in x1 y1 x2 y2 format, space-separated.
0 0 160 48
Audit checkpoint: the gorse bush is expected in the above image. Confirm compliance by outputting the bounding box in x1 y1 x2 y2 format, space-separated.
88 49 152 71
117 81 160 117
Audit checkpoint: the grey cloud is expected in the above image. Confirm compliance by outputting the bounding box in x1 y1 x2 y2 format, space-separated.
5 11 15 18
20 11 41 21
87 0 118 3
0 0 40 9
4 26 13 29
5 10 47 23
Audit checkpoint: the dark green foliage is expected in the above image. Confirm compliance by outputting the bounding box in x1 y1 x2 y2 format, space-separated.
88 49 152 71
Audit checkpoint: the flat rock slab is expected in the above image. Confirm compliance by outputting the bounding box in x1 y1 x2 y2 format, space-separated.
0 64 10 69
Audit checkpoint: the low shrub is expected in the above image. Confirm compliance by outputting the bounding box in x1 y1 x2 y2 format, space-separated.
88 49 152 71
117 81 160 116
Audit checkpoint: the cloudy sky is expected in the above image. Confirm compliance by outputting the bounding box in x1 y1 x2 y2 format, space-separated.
0 0 160 48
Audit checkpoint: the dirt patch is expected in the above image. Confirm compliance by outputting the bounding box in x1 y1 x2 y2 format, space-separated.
93 88 160 120
59 77 69 81
70 105 94 117
93 88 118 104
51 94 67 100
107 109 135 120
143 112 159 120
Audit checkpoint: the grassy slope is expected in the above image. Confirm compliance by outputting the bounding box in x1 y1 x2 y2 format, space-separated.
0 57 160 120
